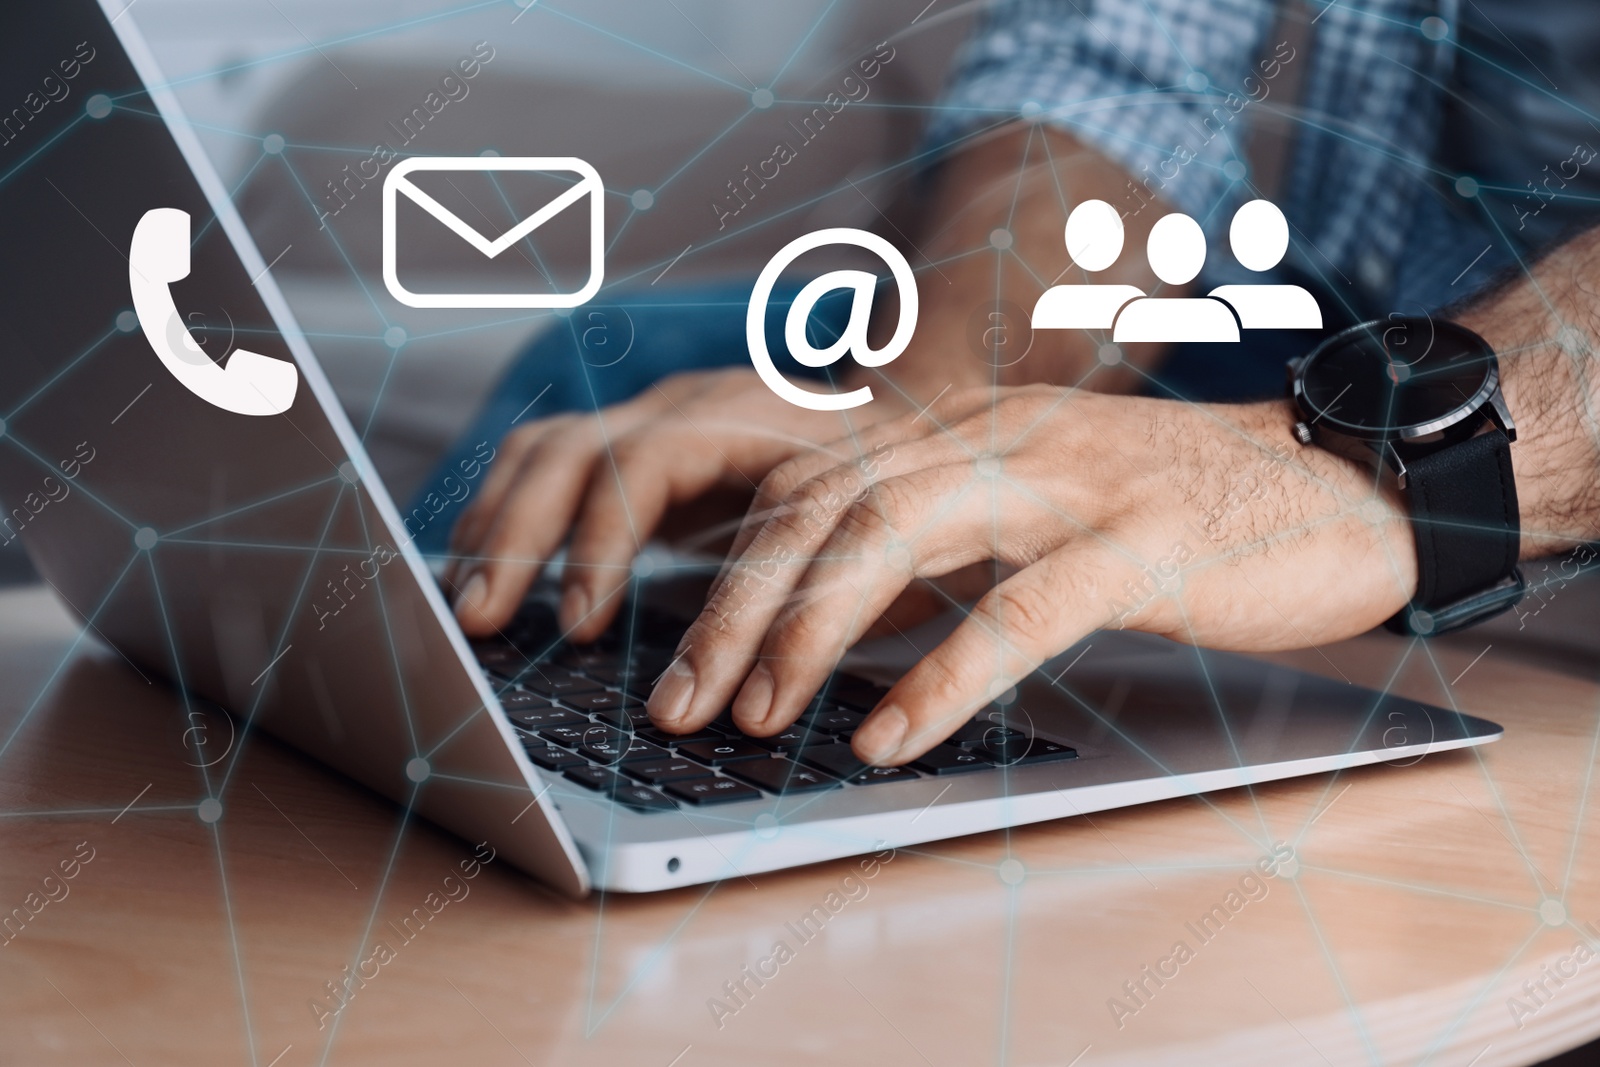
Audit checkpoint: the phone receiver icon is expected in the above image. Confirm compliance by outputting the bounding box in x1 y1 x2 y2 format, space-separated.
129 208 297 416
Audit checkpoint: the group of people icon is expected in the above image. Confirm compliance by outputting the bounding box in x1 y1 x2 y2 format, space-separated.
1031 198 1322 342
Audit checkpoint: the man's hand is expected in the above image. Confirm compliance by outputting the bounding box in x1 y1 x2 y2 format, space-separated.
646 386 1418 765
447 367 908 640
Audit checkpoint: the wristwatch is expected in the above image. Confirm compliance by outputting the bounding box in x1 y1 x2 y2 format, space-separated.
1287 317 1524 636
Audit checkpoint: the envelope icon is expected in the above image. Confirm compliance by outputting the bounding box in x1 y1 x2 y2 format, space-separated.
382 156 605 309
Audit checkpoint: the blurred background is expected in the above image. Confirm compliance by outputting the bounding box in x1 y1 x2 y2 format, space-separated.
0 0 976 583
145 0 970 491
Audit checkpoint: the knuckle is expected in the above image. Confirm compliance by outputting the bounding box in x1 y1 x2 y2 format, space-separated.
758 462 804 507
978 582 1056 637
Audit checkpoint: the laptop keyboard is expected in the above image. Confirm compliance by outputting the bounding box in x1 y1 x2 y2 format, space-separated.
471 603 1077 813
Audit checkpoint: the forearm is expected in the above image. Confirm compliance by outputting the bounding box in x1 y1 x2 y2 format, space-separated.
1453 229 1600 558
863 125 1178 404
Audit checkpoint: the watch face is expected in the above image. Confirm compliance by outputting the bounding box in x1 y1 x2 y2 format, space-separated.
1297 318 1495 438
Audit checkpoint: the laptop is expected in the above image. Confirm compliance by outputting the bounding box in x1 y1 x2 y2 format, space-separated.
0 0 1500 897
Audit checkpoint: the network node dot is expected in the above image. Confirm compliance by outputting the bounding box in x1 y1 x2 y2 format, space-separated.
1420 16 1449 40
117 309 139 333
339 461 360 485
262 133 285 155
86 94 112 120
989 228 1013 250
998 858 1026 885
406 757 431 782
1455 176 1479 199
383 326 407 349
751 88 774 110
1541 899 1568 926
1097 343 1123 366
631 189 655 211
197 798 223 823
134 527 158 551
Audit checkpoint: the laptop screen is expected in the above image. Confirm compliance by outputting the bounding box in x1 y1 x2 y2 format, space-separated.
0 0 585 894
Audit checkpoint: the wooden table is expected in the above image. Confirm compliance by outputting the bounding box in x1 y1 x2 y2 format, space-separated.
3 580 1600 1067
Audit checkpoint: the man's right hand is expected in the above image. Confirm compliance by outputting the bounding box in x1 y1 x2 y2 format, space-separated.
446 367 909 641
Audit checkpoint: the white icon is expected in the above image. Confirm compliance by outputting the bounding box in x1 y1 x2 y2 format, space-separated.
1030 198 1321 343
381 156 604 309
746 228 918 411
1208 199 1322 329
129 208 298 416
1030 200 1143 330
1113 213 1240 343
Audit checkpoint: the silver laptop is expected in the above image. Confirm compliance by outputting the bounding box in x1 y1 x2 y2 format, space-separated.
0 0 1500 897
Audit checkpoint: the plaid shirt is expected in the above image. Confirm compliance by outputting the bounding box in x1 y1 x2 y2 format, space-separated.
930 0 1513 319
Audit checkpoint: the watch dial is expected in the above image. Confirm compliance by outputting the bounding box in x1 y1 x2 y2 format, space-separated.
1299 318 1494 436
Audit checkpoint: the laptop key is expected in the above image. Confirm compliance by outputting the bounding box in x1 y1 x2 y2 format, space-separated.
580 736 670 766
944 720 1024 749
725 757 841 795
747 727 828 753
847 765 920 785
502 706 583 730
794 744 868 779
521 741 584 771
498 689 556 710
588 705 654 731
663 776 764 805
622 759 705 784
564 765 625 792
827 678 890 712
520 668 606 698
909 746 993 776
797 706 866 735
562 690 640 713
613 784 677 812
676 739 770 766
636 726 725 747
985 736 1078 766
538 724 593 747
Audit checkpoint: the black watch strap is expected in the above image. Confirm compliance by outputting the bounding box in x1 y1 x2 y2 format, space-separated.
1387 428 1524 635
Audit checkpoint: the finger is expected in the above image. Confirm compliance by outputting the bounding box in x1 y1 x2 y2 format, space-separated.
561 429 727 641
649 433 970 733
446 419 556 582
731 462 1001 735
452 424 607 636
720 388 989 569
851 547 1116 765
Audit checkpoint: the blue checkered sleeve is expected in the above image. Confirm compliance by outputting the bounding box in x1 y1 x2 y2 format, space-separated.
929 0 1279 220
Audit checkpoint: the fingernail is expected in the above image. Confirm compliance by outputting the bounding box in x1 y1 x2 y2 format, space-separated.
559 584 589 632
454 571 487 623
853 705 908 766
649 657 695 726
733 663 775 731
